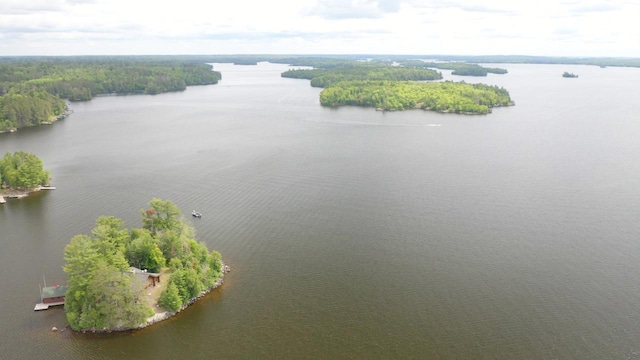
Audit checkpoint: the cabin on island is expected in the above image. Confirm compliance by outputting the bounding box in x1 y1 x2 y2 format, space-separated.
42 284 68 304
129 267 161 289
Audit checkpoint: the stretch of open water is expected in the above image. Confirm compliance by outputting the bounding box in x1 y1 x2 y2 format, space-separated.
1 62 640 359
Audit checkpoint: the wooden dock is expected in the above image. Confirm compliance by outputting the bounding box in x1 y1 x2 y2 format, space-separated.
34 301 65 311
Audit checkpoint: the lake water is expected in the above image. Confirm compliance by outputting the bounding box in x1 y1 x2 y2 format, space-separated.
2 62 640 359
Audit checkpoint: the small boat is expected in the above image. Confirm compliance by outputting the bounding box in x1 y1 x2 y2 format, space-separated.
192 210 202 218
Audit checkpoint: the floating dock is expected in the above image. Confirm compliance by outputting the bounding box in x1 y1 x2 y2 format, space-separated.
34 301 65 311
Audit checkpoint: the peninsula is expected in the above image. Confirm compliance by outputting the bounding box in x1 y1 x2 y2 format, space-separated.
62 198 226 332
0 57 222 132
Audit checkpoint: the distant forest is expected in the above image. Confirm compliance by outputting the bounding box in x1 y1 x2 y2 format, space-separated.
2 54 638 131
0 57 221 131
278 58 512 114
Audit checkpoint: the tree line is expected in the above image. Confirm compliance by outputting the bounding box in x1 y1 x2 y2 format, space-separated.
0 151 50 190
281 65 442 87
398 60 508 76
0 57 222 132
63 198 223 331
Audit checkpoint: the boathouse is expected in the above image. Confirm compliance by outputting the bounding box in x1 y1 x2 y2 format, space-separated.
42 284 67 304
35 284 68 310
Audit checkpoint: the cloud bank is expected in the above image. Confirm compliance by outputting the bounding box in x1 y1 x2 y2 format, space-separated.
0 0 638 56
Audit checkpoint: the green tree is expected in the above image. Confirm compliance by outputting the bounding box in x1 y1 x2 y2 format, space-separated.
142 198 181 235
79 261 153 330
91 216 130 271
63 234 100 330
158 281 182 312
126 228 166 273
0 151 49 189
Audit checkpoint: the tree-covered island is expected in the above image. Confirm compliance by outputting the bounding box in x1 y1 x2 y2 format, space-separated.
282 64 443 87
281 60 513 114
63 198 226 332
321 81 513 114
0 151 51 200
0 57 222 132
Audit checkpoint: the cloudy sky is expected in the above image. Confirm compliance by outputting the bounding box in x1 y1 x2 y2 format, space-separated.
1 0 638 56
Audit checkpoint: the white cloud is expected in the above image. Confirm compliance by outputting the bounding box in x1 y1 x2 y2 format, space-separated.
0 0 638 56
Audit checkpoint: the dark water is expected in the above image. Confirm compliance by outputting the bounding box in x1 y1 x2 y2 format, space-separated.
2 62 640 359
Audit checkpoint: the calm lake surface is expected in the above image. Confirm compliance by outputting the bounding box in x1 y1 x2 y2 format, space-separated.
2 62 640 359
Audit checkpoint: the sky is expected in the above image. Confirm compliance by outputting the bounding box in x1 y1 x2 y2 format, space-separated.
1 0 638 57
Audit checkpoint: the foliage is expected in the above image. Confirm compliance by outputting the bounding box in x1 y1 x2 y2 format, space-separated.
158 281 182 312
399 60 508 76
126 229 166 273
141 198 181 236
0 57 222 131
0 90 67 131
78 261 153 330
0 151 50 189
62 198 222 330
282 64 442 87
320 80 514 114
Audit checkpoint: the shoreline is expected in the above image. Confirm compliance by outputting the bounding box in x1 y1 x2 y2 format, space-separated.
77 263 231 333
1 186 54 201
0 108 72 134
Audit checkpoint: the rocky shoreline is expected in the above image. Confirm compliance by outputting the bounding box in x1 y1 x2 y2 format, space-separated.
1 186 55 202
75 263 231 333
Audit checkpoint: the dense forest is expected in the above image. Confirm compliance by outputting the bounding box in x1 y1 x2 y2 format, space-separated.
281 65 442 87
320 80 514 114
0 57 221 131
63 198 223 331
279 58 512 114
0 151 50 190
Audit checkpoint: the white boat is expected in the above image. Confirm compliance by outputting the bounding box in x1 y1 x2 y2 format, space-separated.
192 210 202 218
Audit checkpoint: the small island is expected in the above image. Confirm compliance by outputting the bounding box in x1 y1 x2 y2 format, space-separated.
562 71 579 78
62 198 227 332
0 151 53 203
320 80 513 114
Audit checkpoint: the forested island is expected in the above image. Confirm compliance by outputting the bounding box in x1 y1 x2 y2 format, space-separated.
562 72 579 78
282 64 443 87
63 198 226 332
0 57 221 132
0 151 50 201
281 60 513 114
320 81 513 114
